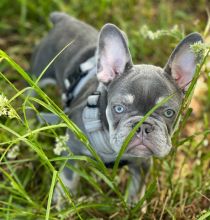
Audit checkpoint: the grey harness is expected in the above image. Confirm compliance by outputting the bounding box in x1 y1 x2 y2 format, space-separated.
38 57 110 151
82 84 111 153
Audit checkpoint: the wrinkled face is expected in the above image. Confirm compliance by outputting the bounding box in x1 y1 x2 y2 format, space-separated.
96 23 202 159
105 65 182 158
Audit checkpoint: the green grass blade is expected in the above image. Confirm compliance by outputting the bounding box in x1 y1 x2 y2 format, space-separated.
131 181 156 214
35 40 74 84
90 166 128 210
45 170 57 220
0 167 34 205
197 210 210 220
0 123 67 146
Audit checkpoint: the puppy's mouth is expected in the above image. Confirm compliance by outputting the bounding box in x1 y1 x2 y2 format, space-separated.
126 137 154 157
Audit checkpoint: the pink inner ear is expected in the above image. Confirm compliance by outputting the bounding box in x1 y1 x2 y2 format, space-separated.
172 65 195 90
113 58 126 74
97 52 116 83
97 69 115 83
97 53 126 83
97 35 128 83
171 50 196 91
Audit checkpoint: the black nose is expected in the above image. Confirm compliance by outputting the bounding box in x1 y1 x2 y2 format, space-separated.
132 122 154 134
132 122 141 133
144 124 153 134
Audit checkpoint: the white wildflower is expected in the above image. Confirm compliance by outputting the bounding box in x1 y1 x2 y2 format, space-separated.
53 134 69 155
8 108 18 119
0 94 8 106
190 41 207 64
7 145 20 159
0 93 20 119
140 25 182 40
0 94 8 115
203 139 209 147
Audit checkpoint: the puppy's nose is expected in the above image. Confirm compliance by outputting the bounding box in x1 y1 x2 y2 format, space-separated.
143 123 154 134
132 122 141 133
132 122 154 134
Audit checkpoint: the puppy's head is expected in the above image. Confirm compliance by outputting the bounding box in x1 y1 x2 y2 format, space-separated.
96 24 203 158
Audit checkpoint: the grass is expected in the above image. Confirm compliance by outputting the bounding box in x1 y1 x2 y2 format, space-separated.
0 0 210 219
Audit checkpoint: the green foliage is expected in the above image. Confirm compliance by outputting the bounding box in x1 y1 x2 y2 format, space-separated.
0 1 210 219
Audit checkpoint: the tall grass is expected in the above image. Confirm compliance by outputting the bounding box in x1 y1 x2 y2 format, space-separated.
0 38 209 220
0 1 210 219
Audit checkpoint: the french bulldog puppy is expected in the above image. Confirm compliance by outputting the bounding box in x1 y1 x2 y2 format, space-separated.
30 12 203 205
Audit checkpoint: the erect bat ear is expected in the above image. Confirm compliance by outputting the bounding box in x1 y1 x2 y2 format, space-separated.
164 33 203 91
96 23 133 84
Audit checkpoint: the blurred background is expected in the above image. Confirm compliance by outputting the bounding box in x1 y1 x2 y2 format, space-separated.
0 0 209 68
0 0 209 219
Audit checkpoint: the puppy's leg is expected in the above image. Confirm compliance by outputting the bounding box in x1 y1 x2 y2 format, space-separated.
53 162 80 209
127 165 143 203
127 160 151 204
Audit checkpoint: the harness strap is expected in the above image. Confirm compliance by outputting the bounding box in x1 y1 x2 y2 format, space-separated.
62 56 96 107
82 84 111 152
37 56 96 125
82 92 101 132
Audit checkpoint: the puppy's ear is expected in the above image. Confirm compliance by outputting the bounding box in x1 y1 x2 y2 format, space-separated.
96 24 133 84
164 33 203 92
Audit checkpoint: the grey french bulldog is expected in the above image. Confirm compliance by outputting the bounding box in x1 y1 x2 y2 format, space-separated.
30 12 203 205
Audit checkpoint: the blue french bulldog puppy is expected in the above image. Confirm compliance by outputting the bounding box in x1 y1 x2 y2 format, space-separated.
30 12 203 204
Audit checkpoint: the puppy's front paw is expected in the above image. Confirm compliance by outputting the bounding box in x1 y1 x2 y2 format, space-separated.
53 183 66 210
52 169 80 210
127 182 147 213
127 195 147 214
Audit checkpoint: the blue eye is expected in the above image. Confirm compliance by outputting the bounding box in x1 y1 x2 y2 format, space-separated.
114 105 125 114
164 109 175 118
